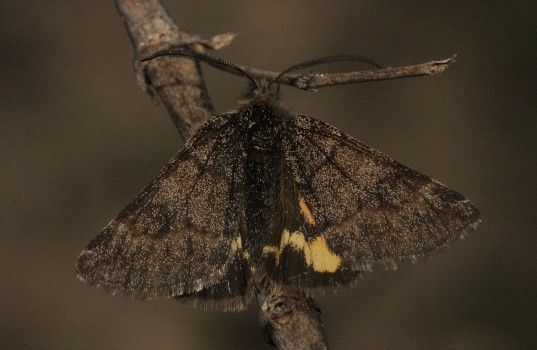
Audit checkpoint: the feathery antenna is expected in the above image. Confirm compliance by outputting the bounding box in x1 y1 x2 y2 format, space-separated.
141 49 258 87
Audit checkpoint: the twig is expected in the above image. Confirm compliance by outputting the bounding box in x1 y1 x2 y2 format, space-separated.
115 0 219 140
201 55 456 90
258 292 328 350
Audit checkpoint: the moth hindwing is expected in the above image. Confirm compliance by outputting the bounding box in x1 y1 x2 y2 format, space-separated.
77 86 479 311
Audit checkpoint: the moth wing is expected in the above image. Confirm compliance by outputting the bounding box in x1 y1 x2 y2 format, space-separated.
77 114 251 309
261 115 479 288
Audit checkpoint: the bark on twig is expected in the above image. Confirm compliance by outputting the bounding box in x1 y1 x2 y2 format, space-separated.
258 292 328 350
114 1 453 349
115 0 216 140
200 55 456 90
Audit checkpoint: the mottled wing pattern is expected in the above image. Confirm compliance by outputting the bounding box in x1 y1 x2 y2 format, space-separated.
77 114 251 309
261 114 480 288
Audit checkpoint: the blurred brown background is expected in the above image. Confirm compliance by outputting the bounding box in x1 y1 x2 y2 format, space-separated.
1 1 535 349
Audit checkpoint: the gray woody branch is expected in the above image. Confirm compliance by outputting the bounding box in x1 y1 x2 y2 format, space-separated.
198 55 455 90
114 0 453 349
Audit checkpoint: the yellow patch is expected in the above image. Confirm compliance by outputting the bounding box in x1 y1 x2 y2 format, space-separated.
280 229 291 249
262 230 340 273
298 196 316 226
308 236 341 273
231 236 242 252
231 236 250 260
262 246 279 254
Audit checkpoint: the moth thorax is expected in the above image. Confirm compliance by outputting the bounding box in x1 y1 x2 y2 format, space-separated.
247 105 282 153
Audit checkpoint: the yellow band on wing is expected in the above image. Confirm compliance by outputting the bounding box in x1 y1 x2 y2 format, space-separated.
262 229 341 273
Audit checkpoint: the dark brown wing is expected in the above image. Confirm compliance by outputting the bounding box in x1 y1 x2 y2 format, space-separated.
260 114 480 289
76 114 251 308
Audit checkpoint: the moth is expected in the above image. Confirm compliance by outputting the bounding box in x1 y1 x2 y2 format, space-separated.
77 50 480 310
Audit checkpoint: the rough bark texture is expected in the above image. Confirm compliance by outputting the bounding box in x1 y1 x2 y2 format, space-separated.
196 55 455 90
115 0 214 141
114 1 453 349
258 292 329 350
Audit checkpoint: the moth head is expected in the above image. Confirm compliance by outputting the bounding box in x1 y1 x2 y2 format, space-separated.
246 78 280 102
